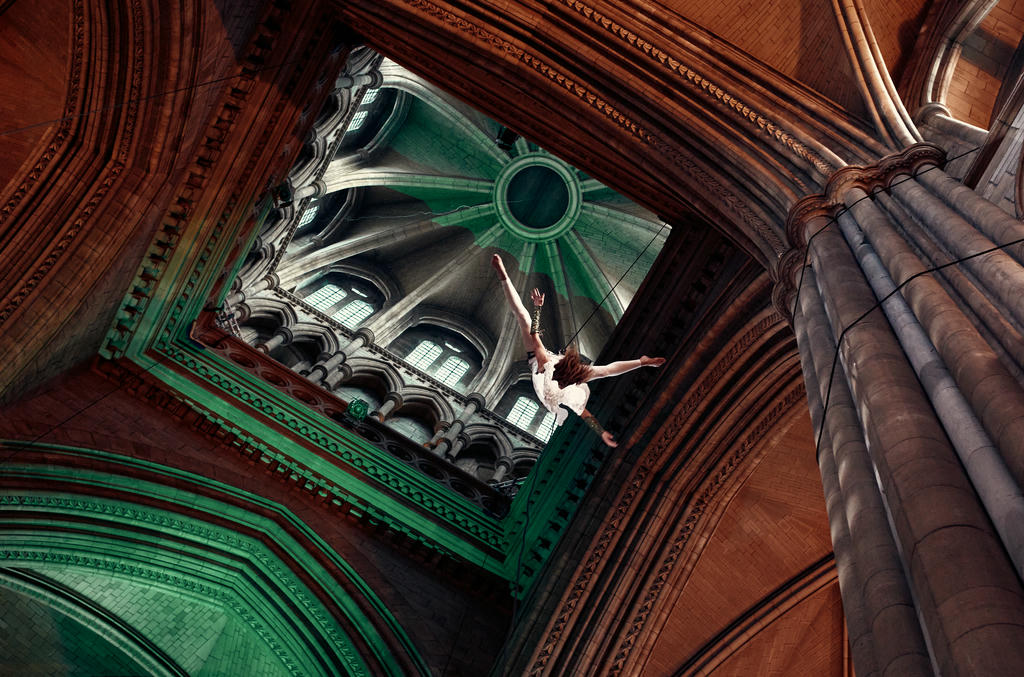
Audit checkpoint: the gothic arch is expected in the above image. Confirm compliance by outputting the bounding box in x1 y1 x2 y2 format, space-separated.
0 444 429 677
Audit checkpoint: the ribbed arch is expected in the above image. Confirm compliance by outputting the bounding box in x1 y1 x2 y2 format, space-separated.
396 385 456 424
406 308 493 363
0 446 431 677
345 358 405 394
289 321 341 354
463 423 515 460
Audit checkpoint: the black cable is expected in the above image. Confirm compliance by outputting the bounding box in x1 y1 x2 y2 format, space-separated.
1 360 160 466
562 221 669 350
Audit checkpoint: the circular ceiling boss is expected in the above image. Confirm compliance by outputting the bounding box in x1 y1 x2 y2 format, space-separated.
493 152 582 242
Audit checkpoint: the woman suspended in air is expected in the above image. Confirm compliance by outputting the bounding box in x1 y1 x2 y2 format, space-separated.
491 254 665 447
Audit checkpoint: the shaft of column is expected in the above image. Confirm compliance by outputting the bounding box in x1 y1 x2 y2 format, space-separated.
447 433 469 460
874 190 1024 374
793 270 881 677
837 201 1024 581
460 394 485 421
226 275 277 309
256 327 292 354
373 393 401 422
491 457 513 484
808 223 1024 675
796 265 929 676
918 168 1024 263
845 188 1024 483
426 423 450 448
892 176 1024 331
310 331 372 387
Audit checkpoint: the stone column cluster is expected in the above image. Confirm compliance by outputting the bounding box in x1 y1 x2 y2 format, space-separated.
434 393 486 460
779 143 1024 677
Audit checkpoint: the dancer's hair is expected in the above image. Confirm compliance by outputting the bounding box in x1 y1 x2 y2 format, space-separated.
552 344 592 387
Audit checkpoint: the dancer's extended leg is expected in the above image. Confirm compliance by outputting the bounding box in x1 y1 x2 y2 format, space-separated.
492 254 535 347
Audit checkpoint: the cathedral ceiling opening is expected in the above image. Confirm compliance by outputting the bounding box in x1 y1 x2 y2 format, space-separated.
225 48 672 486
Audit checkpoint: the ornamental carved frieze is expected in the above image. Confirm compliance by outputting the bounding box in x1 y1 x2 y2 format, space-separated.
0 0 140 326
557 0 838 179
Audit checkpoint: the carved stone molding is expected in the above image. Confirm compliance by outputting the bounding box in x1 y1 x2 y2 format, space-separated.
557 0 837 178
0 0 142 326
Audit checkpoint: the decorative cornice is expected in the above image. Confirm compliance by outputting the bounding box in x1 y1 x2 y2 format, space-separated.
557 0 837 178
0 0 84 227
0 0 141 326
95 351 510 566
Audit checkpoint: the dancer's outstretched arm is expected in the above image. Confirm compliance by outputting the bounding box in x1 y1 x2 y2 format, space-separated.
491 254 548 367
586 356 665 382
581 408 618 447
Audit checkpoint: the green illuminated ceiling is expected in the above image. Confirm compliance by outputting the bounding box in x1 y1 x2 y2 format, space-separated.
283 59 670 357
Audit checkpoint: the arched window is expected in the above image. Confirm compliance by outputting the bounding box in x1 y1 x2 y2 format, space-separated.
298 202 319 227
305 283 347 311
506 396 539 429
362 88 380 105
536 411 556 441
349 110 369 132
435 355 470 387
407 340 443 370
332 299 374 328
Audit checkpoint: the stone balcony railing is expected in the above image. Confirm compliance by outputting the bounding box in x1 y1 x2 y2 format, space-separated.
195 313 512 515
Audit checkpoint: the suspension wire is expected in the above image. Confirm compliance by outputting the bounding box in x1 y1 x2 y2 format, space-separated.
1 360 161 467
562 221 669 350
812 229 1024 459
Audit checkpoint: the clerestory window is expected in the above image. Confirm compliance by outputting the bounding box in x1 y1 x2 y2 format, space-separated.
306 284 347 311
536 411 556 441
362 88 380 105
407 340 443 370
506 396 540 429
298 202 319 227
435 355 470 387
349 110 369 132
333 299 374 328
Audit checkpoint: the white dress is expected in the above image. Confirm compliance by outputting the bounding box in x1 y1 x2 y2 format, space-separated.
529 350 590 427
